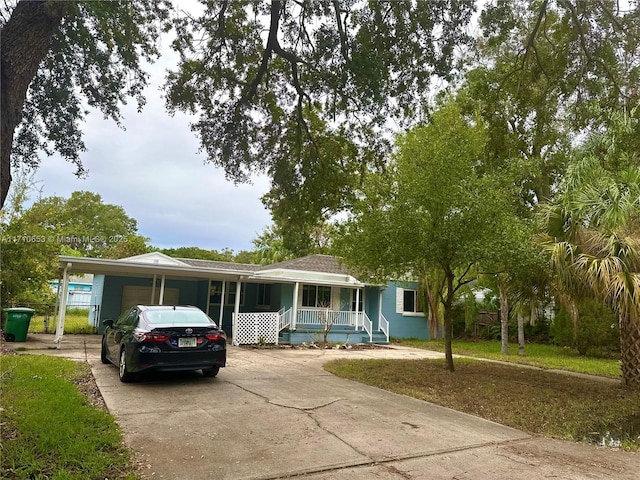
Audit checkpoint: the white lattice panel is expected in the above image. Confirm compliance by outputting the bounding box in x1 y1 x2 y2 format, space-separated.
235 312 279 345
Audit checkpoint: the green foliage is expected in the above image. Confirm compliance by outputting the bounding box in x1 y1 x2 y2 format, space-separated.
7 0 170 174
159 246 235 262
551 300 620 357
166 1 475 246
396 339 621 378
0 355 136 478
251 225 297 265
1 190 146 306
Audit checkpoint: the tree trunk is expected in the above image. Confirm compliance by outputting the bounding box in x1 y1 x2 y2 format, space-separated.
423 276 441 339
567 300 579 343
619 313 640 390
517 312 525 356
499 282 509 355
443 268 455 372
530 301 537 326
1 0 70 207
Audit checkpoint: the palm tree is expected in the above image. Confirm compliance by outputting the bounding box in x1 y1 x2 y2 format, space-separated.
540 159 640 389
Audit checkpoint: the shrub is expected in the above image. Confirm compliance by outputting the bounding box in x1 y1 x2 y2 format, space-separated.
550 298 619 357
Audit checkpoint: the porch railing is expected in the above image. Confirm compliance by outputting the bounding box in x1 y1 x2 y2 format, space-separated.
379 313 389 342
278 307 292 332
296 308 356 327
361 312 373 342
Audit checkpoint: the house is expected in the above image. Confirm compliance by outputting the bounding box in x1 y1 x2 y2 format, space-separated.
50 275 93 308
54 252 432 345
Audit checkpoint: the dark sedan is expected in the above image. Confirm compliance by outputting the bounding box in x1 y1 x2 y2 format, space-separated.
101 305 226 382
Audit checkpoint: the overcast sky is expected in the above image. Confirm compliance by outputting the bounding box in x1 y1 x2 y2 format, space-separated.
31 21 272 254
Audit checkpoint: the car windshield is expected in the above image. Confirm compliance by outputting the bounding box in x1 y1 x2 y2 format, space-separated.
144 309 215 326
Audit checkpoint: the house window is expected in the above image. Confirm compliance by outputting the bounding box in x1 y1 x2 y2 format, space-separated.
403 289 423 314
210 281 245 306
302 285 332 308
257 284 271 307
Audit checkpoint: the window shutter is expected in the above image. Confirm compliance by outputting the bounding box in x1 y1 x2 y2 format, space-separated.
396 287 403 313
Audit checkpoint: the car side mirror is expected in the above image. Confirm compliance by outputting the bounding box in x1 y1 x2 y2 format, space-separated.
103 319 114 328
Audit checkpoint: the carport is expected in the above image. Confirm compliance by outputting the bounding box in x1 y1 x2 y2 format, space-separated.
54 253 253 347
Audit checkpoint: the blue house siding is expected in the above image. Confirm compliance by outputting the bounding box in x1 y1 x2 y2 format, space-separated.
381 282 431 340
95 276 204 333
364 286 380 330
81 252 434 342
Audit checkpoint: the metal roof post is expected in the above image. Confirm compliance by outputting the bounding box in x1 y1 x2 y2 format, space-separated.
54 262 72 348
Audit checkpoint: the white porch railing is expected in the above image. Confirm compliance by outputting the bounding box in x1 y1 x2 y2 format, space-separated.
379 313 389 342
278 307 292 332
233 309 386 345
296 308 355 327
361 312 373 342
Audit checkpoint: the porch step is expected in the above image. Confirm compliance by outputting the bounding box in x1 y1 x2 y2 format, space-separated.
366 331 390 344
278 326 388 345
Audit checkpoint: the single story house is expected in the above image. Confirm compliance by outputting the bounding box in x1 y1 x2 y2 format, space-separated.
53 252 432 345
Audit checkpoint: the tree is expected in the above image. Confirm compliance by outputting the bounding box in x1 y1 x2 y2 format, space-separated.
337 101 518 371
166 0 476 239
0 190 146 305
158 246 236 262
539 136 640 388
1 0 169 207
463 0 640 207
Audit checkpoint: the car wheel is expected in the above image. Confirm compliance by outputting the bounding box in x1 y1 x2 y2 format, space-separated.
100 337 110 364
118 348 134 383
202 366 220 378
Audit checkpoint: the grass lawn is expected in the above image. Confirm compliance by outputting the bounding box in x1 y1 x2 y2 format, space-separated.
27 311 96 334
0 354 137 479
324 357 640 450
394 339 621 378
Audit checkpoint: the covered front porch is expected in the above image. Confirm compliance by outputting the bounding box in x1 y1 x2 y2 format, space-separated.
233 307 390 346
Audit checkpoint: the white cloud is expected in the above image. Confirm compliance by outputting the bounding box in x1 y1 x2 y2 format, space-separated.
33 31 272 253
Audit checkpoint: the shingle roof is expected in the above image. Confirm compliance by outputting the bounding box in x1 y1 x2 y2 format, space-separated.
257 254 352 275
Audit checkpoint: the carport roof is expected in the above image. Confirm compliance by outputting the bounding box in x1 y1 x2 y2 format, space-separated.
58 253 366 287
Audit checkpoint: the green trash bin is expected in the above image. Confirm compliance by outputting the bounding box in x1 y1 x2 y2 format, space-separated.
2 307 35 342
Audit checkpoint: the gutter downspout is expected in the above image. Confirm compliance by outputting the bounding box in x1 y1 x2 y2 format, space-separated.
54 262 72 348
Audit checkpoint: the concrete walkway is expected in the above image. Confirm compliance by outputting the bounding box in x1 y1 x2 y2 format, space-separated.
11 334 640 479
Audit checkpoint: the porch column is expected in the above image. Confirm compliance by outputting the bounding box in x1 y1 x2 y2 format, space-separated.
150 275 157 304
355 288 360 330
54 262 72 348
218 281 226 329
233 279 242 341
292 282 299 330
379 290 383 326
159 275 166 304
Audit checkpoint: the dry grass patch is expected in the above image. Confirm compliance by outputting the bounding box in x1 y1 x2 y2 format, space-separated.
324 358 640 449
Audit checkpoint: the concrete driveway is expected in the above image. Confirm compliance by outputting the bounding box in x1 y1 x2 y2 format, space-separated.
19 335 640 479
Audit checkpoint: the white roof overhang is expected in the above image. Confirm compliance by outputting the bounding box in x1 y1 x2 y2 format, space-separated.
254 268 364 287
57 256 249 281
58 256 366 287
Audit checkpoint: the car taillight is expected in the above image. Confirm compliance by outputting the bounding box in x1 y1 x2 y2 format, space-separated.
205 332 226 341
134 332 170 343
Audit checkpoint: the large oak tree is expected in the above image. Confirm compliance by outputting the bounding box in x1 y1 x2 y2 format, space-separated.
1 0 169 207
